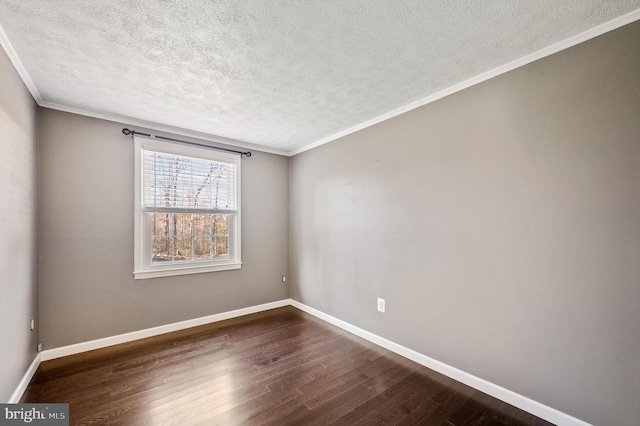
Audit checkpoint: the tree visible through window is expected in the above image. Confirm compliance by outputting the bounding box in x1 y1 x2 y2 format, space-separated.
151 213 228 262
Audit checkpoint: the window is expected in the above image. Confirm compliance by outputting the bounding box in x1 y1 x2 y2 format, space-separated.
134 137 241 279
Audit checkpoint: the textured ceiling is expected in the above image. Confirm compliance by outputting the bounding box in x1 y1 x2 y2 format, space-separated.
1 1 639 154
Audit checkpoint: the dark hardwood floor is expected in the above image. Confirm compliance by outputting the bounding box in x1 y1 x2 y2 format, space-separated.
22 307 552 425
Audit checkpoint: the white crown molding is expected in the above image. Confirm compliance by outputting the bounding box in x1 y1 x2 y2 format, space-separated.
287 8 640 156
39 100 290 157
39 299 290 361
0 22 287 157
8 353 41 403
0 23 42 103
290 299 592 426
3 9 639 158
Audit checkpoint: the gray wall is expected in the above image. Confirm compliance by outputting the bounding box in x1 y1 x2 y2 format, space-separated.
0 49 38 401
290 21 640 426
38 109 289 349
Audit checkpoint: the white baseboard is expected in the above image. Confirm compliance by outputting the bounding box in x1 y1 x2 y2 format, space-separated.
8 353 41 403
12 298 590 425
290 299 591 426
39 299 290 361
11 299 290 402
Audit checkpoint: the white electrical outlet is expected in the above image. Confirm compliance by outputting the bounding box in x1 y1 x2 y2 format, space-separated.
282 275 287 283
30 317 35 331
377 298 386 313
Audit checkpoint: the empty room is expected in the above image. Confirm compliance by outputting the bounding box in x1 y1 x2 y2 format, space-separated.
1 2 639 425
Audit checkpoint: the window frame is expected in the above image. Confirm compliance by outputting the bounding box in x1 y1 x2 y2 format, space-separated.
133 136 242 279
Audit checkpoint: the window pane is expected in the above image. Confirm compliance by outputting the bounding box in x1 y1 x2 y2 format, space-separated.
152 213 173 237
213 215 228 235
214 236 228 258
175 214 192 236
193 237 211 260
143 150 238 211
152 237 172 262
148 213 233 265
174 237 192 261
193 214 211 236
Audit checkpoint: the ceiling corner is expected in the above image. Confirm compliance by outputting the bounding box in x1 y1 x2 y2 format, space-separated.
0 22 43 104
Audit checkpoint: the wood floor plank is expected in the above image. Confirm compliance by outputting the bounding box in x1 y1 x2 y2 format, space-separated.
22 306 553 426
305 383 385 426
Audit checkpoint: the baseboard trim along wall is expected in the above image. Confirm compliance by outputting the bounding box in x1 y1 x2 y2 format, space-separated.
9 353 41 403
289 299 591 426
8 299 290 402
12 298 590 425
39 299 290 362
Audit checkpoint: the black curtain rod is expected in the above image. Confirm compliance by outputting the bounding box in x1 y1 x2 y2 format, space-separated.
122 128 252 157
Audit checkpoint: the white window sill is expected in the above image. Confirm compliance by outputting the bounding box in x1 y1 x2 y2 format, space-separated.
134 262 242 280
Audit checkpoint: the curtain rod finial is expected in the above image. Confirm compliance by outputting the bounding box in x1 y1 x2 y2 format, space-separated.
122 128 133 136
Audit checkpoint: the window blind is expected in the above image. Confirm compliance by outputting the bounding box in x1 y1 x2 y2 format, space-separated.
142 149 237 213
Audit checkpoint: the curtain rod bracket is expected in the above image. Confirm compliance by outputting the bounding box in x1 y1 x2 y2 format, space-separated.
121 128 252 157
